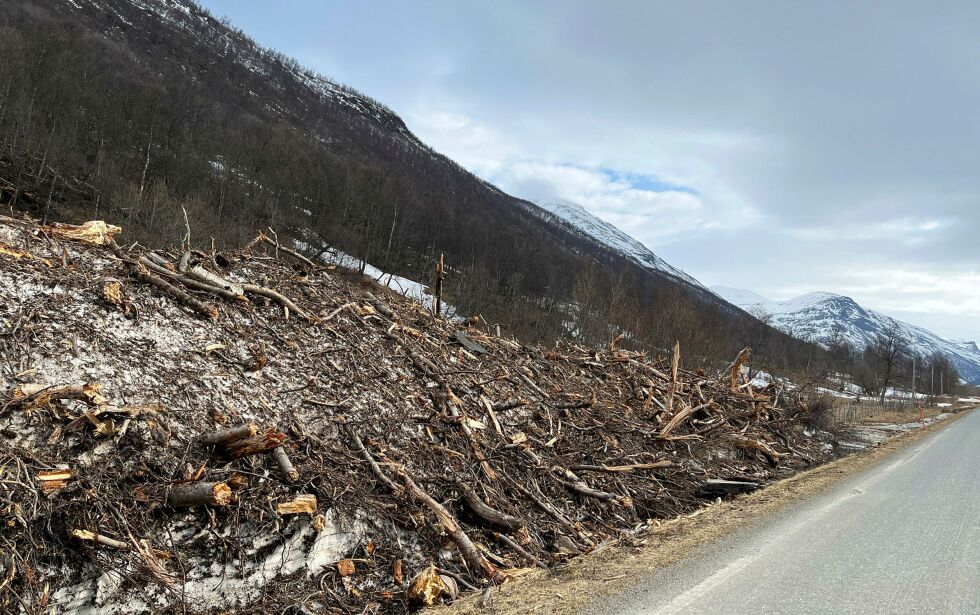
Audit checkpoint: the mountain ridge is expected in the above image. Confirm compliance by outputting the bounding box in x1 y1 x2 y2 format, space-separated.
712 286 980 384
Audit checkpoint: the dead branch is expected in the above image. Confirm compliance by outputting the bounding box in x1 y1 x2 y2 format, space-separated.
395 466 505 584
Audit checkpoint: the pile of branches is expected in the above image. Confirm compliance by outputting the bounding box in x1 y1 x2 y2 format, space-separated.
0 215 828 614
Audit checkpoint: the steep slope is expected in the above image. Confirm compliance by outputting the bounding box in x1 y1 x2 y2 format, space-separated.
712 287 980 384
537 200 708 291
0 0 818 366
0 216 826 613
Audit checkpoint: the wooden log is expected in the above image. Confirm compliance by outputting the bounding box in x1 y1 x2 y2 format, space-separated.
200 423 258 446
395 466 505 584
461 486 525 532
696 479 760 498
107 239 218 319
272 445 300 482
138 256 242 302
224 428 286 459
186 264 245 297
167 481 233 507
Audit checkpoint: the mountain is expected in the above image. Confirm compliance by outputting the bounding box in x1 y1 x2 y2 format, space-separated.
0 0 818 367
712 287 980 384
537 200 708 291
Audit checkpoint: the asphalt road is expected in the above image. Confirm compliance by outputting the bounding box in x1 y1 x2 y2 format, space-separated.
587 409 980 615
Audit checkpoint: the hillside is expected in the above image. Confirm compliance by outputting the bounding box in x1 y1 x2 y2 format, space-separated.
712 287 980 385
537 200 709 291
0 0 817 369
0 216 828 613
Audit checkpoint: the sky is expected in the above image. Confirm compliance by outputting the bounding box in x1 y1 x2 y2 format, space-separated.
200 0 980 341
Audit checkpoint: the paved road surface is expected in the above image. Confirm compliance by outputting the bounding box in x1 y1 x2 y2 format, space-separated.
587 409 979 614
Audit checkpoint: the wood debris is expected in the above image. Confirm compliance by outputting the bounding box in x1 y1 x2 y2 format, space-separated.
277 494 317 516
0 214 837 614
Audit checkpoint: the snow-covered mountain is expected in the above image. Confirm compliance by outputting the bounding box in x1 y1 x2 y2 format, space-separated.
712 286 980 384
538 200 708 291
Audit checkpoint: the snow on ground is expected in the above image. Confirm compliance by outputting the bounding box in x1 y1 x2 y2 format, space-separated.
293 239 460 320
835 413 953 453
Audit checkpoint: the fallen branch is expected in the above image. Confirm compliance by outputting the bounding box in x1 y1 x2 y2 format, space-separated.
554 467 632 508
395 466 505 584
242 283 311 321
461 486 525 532
495 532 547 569
345 426 402 493
108 240 217 319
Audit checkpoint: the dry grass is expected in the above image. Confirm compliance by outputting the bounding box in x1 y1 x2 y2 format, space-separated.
432 409 972 615
859 403 965 425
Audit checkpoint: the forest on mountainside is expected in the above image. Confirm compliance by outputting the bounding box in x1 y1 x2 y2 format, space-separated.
0 0 827 376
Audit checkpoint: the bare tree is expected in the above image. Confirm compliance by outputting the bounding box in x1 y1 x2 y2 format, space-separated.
865 324 908 404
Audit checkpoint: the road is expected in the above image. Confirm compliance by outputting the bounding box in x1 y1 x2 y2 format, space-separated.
586 409 980 615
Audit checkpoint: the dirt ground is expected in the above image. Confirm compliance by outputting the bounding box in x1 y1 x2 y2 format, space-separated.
433 409 971 615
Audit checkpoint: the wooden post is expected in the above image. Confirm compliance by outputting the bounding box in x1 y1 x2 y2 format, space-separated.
434 253 444 317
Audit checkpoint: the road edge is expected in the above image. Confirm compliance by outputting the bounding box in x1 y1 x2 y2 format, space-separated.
434 408 973 615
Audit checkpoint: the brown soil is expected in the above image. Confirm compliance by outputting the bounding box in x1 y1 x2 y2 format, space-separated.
434 409 971 615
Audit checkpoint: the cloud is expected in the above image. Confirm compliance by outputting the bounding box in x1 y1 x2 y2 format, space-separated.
200 0 980 340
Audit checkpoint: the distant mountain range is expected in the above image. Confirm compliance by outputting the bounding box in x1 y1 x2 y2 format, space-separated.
712 287 980 384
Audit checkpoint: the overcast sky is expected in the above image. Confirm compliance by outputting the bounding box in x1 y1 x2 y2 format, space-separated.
200 0 980 341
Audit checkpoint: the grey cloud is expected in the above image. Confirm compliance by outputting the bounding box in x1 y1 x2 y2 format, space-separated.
200 0 980 339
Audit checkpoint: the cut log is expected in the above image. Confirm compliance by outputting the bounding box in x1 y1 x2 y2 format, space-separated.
696 479 760 498
224 428 286 459
272 445 300 482
461 486 525 532
167 481 233 507
200 423 258 446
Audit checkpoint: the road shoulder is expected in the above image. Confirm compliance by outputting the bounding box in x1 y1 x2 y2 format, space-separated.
435 409 972 615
